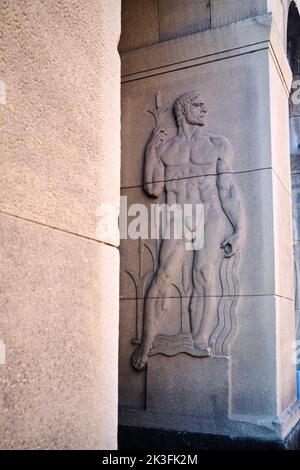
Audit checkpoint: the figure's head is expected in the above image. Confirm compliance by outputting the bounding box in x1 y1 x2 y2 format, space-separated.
173 91 207 127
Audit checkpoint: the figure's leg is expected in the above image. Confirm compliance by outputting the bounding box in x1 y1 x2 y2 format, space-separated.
189 255 204 340
191 259 218 346
190 208 224 347
132 238 187 370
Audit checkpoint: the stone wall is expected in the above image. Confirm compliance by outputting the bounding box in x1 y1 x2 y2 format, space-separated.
0 0 121 449
119 0 299 441
119 0 298 53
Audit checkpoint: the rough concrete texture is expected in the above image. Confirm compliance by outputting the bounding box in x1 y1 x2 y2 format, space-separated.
0 0 121 246
0 213 120 449
0 0 121 449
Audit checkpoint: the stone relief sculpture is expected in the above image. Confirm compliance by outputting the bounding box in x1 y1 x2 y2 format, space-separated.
131 91 244 371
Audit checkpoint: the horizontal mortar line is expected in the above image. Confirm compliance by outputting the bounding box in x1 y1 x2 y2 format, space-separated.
120 293 295 302
275 293 295 302
121 166 273 190
121 46 269 83
271 168 292 198
0 209 118 250
121 39 269 79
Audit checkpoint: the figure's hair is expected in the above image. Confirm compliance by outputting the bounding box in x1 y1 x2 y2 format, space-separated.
173 91 202 126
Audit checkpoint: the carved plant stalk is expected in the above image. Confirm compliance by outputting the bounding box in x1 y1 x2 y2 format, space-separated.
127 237 159 345
147 90 169 128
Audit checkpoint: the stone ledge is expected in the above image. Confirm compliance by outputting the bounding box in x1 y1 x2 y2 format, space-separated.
118 422 300 450
121 13 291 90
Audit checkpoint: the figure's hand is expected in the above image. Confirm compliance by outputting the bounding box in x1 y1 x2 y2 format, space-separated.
148 127 168 149
221 233 242 258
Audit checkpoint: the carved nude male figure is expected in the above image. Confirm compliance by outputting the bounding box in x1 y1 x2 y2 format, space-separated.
132 91 244 371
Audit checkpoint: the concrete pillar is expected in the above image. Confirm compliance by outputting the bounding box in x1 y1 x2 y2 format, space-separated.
119 0 300 446
0 0 120 449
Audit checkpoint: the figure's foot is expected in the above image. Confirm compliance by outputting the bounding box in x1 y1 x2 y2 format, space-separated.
193 342 211 357
131 343 151 371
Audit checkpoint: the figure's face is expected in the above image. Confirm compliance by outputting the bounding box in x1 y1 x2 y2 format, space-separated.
185 98 207 126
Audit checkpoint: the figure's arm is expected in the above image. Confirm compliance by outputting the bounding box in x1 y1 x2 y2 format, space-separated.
143 128 166 198
217 139 244 257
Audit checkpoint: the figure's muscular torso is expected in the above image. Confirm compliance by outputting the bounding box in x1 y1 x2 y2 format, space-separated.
156 129 227 207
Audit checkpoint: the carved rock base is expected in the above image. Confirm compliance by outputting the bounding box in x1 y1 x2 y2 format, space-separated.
149 334 211 358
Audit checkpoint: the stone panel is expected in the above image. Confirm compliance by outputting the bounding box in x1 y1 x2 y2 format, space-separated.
119 0 159 52
158 0 211 41
0 0 120 246
269 49 293 195
210 0 265 29
276 296 297 415
0 213 119 449
230 295 277 419
147 355 228 422
273 171 294 301
230 295 296 422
